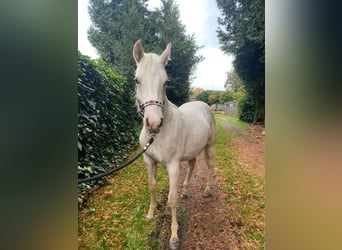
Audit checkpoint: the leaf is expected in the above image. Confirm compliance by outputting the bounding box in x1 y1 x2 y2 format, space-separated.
78 141 82 151
78 53 138 200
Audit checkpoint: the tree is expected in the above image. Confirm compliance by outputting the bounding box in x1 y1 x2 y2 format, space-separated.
219 91 234 103
225 68 244 92
157 0 203 106
196 90 210 104
217 0 265 123
88 0 153 79
208 92 220 105
88 0 201 105
191 87 204 95
196 90 231 105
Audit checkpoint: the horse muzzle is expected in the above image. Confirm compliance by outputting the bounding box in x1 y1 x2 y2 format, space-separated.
145 116 163 134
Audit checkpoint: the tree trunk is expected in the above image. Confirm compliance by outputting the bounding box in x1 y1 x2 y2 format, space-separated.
253 102 264 124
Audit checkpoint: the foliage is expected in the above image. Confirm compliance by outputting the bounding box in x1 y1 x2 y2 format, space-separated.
237 95 255 123
191 87 204 95
88 0 152 79
224 69 245 102
208 92 220 105
78 52 138 202
195 90 235 105
88 0 202 106
195 90 210 104
219 91 234 103
231 91 245 101
225 68 244 92
217 0 265 123
158 0 203 106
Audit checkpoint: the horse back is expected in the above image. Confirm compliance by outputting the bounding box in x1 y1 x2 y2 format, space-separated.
179 101 214 122
179 101 216 139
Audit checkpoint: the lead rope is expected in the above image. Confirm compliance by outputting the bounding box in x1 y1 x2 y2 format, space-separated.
78 135 155 184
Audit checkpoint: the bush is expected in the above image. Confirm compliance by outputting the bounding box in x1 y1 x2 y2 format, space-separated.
237 95 255 123
196 90 210 104
78 53 138 204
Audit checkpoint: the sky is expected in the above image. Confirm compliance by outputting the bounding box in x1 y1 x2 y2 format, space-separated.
78 0 233 90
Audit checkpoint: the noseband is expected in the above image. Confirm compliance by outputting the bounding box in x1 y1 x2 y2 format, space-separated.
137 99 165 117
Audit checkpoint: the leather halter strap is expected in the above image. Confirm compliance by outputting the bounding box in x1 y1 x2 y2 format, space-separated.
138 100 165 117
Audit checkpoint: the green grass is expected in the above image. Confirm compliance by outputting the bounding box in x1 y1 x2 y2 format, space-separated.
78 155 169 250
78 114 265 249
215 114 265 249
216 113 249 130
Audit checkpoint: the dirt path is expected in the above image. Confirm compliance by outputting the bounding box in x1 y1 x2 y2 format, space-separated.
228 124 265 175
158 121 265 249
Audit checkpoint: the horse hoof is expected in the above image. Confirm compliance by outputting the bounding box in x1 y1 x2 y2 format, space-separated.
181 192 188 199
203 191 211 198
169 238 180 250
146 215 154 221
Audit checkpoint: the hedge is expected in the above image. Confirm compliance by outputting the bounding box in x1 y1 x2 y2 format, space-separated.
237 95 255 123
78 53 138 204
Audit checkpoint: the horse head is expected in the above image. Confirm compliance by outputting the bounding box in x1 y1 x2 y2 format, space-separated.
133 39 171 134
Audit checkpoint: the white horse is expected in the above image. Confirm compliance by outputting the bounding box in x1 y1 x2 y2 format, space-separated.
133 40 216 250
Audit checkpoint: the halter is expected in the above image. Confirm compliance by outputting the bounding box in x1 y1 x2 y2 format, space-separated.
138 99 165 117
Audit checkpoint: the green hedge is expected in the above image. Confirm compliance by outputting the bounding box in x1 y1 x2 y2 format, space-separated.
237 95 255 123
78 53 138 203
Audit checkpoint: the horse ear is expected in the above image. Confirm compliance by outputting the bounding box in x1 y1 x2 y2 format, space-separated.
160 43 171 66
133 39 144 63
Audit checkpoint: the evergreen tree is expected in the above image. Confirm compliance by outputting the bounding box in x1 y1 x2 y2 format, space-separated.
88 0 201 105
88 0 152 80
217 0 265 122
157 0 203 105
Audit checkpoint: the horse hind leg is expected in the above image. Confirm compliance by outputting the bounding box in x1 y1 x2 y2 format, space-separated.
203 143 215 198
181 158 196 199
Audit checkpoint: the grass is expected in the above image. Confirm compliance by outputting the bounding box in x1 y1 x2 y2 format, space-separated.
215 113 249 130
78 154 169 249
215 114 265 249
78 114 265 249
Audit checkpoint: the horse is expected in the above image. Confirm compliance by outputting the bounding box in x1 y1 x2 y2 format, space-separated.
133 39 216 250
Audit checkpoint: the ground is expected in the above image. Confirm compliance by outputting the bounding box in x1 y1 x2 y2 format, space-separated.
157 121 265 249
78 116 265 249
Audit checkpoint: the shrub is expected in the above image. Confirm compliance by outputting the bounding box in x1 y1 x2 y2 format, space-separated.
196 90 210 104
78 53 138 204
237 95 255 123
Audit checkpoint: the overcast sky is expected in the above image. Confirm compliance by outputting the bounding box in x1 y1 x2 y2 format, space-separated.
78 0 233 90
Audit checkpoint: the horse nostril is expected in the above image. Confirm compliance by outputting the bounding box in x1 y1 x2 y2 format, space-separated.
145 117 150 127
145 116 163 132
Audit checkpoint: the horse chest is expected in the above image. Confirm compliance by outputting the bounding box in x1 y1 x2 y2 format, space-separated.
145 140 178 164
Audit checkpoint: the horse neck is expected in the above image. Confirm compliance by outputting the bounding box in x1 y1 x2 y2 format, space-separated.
163 98 178 120
161 98 184 132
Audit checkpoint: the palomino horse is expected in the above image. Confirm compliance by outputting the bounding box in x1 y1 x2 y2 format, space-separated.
133 40 216 249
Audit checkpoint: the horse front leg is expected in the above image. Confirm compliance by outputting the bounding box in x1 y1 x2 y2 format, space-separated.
144 154 157 220
167 161 180 250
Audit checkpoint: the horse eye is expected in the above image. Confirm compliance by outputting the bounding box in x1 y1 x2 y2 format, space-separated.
134 78 140 85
